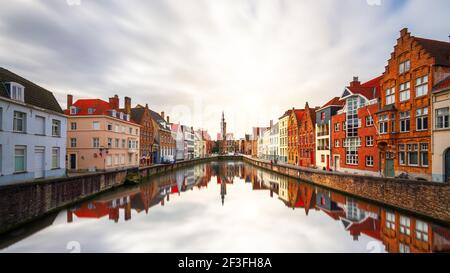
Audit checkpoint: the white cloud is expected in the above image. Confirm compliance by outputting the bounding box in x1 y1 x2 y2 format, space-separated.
0 0 448 137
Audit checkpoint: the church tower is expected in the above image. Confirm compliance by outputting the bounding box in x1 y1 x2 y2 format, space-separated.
220 111 227 154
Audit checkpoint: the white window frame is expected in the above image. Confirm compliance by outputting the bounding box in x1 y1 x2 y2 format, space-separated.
14 145 27 173
52 119 61 137
399 81 410 102
386 87 395 105
416 107 428 131
365 155 374 167
93 138 100 148
52 147 60 169
10 83 24 102
400 111 410 132
415 75 428 97
70 138 77 148
93 121 100 130
13 111 27 133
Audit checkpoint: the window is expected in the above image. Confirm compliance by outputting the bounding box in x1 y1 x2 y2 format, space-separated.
10 83 24 101
320 112 325 121
399 60 410 74
435 108 449 129
14 146 26 172
115 124 119 132
365 156 374 167
365 136 374 147
416 107 428 131
386 212 395 230
107 138 112 148
52 119 61 137
391 113 396 133
407 144 418 166
346 147 358 165
415 220 428 242
399 81 410 102
379 114 388 134
71 122 77 130
400 216 411 235
13 111 26 132
52 147 60 169
335 139 340 147
334 123 340 132
129 127 132 134
106 155 112 166
415 75 428 97
35 116 45 135
321 155 325 163
122 139 126 148
400 111 410 132
399 144 406 165
386 87 395 105
93 138 100 148
399 243 410 253
115 138 119 148
114 155 119 165
107 123 113 131
93 121 100 130
70 138 77 148
420 143 428 167
70 106 78 115
365 116 374 127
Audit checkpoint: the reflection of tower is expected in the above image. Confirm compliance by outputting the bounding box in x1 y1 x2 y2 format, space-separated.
218 176 227 206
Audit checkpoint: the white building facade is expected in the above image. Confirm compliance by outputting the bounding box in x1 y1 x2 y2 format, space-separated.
0 68 67 185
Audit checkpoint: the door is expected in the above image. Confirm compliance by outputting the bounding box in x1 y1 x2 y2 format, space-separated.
34 148 45 179
385 159 395 178
334 156 340 171
70 154 77 170
326 155 330 171
445 149 450 182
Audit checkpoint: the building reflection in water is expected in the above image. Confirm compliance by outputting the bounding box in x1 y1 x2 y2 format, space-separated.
65 162 449 253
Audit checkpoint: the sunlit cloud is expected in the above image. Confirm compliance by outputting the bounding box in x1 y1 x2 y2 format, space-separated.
0 0 448 137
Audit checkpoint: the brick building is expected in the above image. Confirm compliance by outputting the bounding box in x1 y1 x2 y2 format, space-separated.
298 102 318 168
376 28 450 180
331 76 382 176
287 109 304 165
130 104 155 166
149 110 175 163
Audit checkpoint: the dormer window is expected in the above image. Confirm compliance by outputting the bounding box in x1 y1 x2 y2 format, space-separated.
111 109 117 117
8 82 24 102
70 106 78 115
399 60 410 74
120 112 124 120
88 108 95 114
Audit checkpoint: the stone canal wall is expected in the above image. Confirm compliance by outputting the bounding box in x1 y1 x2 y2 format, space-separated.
243 156 450 224
0 156 240 234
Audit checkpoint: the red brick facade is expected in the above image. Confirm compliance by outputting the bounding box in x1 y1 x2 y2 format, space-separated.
298 103 317 167
376 28 450 180
331 76 382 176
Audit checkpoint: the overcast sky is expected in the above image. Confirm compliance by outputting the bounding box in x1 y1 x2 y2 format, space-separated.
0 0 449 138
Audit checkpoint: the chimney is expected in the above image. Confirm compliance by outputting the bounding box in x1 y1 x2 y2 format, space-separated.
67 94 73 108
145 103 149 109
160 111 165 121
124 96 131 114
166 115 170 123
400 27 408 37
350 76 360 87
270 120 273 128
109 95 119 109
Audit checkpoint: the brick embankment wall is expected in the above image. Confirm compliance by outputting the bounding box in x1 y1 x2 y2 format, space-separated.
0 155 242 234
243 156 450 224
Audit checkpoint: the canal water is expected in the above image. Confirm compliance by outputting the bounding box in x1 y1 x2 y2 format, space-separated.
0 161 449 253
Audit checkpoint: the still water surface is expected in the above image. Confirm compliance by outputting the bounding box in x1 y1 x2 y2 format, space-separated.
0 161 449 253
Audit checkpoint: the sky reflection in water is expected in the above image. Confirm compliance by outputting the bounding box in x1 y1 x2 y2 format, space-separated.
1 161 449 253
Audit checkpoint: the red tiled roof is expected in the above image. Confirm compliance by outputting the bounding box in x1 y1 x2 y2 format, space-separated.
346 76 382 100
433 76 450 92
319 97 344 110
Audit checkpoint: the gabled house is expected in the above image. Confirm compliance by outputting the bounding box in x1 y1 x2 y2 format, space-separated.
130 104 155 166
0 67 67 185
331 76 382 176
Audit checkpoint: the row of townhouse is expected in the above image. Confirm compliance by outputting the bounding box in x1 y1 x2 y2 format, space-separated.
0 67 213 186
249 28 450 183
